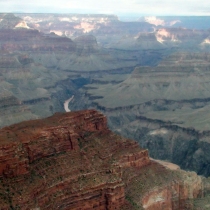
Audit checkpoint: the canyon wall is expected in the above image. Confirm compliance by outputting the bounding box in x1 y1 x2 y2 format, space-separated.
84 52 210 177
0 110 149 209
0 13 142 129
0 110 209 209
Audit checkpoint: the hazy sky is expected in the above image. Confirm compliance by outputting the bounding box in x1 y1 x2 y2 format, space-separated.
0 0 209 16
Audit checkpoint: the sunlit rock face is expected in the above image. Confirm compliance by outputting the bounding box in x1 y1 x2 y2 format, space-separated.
0 13 30 29
12 14 210 51
15 13 155 48
16 13 153 34
109 28 210 51
141 16 210 30
147 16 181 27
155 28 209 48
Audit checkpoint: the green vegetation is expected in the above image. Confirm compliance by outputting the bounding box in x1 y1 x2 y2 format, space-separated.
125 195 140 209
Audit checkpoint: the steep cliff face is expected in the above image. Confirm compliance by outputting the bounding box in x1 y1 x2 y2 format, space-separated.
0 110 107 177
0 110 209 209
141 170 203 210
124 161 205 210
0 110 150 209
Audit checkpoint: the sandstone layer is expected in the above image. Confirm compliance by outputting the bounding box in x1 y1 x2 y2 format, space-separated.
0 110 209 209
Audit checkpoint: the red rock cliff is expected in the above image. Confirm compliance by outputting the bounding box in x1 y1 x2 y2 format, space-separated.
0 110 207 209
0 110 150 209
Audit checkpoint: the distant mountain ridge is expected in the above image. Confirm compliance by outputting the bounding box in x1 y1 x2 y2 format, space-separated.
0 13 140 128
141 16 210 29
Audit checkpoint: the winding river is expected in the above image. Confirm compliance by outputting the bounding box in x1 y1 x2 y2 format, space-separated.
64 95 74 112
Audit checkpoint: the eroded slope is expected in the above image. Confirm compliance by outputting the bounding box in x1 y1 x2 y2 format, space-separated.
84 52 210 176
0 110 209 210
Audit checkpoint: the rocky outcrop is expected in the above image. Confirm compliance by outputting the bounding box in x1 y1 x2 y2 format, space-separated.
0 110 209 209
155 28 208 43
112 32 165 50
0 110 106 177
74 35 99 55
123 160 207 210
0 13 29 29
141 170 203 210
0 110 149 209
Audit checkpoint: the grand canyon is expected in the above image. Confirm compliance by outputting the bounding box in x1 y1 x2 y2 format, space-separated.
1 12 210 209
0 110 209 209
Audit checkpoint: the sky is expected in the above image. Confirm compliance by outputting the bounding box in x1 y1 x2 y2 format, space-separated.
0 0 210 16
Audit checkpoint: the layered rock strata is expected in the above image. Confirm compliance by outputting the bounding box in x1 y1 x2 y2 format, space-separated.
0 110 149 209
83 52 210 176
0 110 209 209
0 13 141 128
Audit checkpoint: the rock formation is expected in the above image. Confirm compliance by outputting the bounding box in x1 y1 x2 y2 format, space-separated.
83 52 210 177
0 110 209 209
85 52 210 108
1 16 210 206
0 13 140 128
0 13 29 29
15 13 154 39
